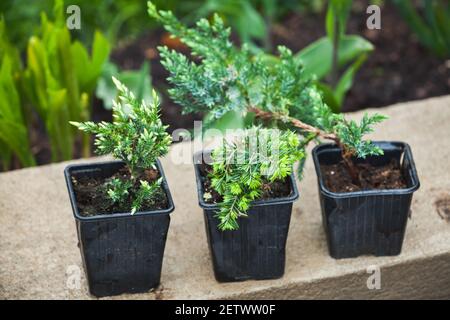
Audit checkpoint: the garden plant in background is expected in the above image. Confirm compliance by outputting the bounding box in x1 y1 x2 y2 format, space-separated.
0 0 172 49
64 78 174 297
0 19 35 169
392 0 450 58
0 0 110 168
292 0 374 112
0 0 324 52
96 61 155 110
22 0 109 161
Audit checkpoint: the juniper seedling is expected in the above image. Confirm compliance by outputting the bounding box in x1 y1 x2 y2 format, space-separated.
209 127 304 231
71 77 171 214
148 2 387 185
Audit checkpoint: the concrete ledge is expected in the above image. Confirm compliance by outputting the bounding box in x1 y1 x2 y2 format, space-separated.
1 95 450 299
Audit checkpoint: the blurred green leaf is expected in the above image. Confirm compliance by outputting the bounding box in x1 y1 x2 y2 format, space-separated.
316 53 367 113
21 1 110 161
0 56 35 167
72 31 110 95
293 0 373 113
315 82 340 113
326 0 352 41
392 0 450 58
333 53 367 107
0 17 22 72
295 35 373 80
204 110 245 137
47 88 72 161
96 61 154 110
56 27 81 123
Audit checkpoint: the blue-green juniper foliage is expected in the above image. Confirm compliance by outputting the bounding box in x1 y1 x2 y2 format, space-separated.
147 1 386 159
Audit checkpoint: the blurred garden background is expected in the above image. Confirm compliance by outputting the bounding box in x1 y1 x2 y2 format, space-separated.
0 0 448 171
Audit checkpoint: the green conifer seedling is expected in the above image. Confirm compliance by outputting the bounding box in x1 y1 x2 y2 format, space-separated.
209 127 304 230
71 77 171 214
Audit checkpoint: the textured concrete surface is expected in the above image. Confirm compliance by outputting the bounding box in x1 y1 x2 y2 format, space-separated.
1 95 450 300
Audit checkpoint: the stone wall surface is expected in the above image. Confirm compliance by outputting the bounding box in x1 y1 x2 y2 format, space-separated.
0 95 449 299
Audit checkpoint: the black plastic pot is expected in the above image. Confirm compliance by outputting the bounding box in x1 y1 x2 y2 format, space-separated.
193 152 299 282
312 141 420 259
64 160 174 297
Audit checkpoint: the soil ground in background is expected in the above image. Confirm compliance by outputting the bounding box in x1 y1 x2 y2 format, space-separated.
270 1 449 112
320 159 407 193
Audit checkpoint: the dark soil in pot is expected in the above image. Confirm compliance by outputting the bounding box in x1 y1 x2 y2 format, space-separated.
64 160 174 297
321 159 407 193
71 165 169 216
312 141 420 259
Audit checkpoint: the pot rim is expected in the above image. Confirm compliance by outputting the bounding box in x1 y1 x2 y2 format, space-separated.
312 140 420 199
193 150 299 209
64 159 175 221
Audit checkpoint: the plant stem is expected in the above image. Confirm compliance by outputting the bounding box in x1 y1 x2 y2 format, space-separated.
331 9 340 87
249 106 361 185
249 106 338 141
338 142 360 185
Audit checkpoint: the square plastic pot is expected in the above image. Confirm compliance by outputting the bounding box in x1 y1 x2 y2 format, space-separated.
312 141 420 259
193 151 299 282
64 160 174 297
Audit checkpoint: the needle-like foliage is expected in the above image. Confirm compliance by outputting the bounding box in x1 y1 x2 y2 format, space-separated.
71 77 171 213
147 2 386 161
147 2 387 227
332 112 387 158
149 2 321 121
209 127 304 230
